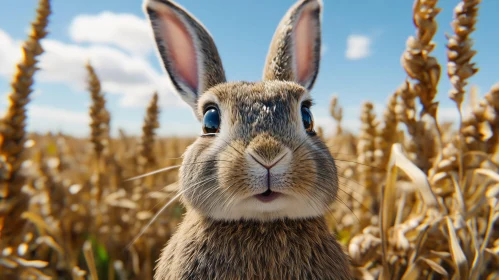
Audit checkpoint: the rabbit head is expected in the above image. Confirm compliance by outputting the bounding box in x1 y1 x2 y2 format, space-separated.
144 0 337 221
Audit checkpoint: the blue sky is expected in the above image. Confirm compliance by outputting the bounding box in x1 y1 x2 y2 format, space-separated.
1 0 498 137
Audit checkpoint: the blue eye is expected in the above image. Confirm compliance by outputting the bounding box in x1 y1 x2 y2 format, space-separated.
203 107 220 134
301 106 314 134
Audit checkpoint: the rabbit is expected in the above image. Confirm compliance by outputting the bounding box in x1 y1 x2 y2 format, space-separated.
143 0 353 279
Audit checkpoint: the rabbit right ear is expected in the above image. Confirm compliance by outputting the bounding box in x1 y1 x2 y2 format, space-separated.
144 0 226 117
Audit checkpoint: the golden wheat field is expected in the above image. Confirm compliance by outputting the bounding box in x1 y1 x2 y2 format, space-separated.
1 0 498 279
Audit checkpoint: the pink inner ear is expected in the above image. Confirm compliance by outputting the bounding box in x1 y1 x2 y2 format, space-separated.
294 10 315 86
160 10 198 92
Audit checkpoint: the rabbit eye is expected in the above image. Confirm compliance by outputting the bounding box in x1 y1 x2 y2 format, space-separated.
202 107 220 134
301 106 314 134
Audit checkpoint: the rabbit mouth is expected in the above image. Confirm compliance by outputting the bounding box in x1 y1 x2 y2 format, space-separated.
254 189 281 203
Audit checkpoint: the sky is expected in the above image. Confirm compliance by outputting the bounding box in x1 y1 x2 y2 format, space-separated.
1 0 498 138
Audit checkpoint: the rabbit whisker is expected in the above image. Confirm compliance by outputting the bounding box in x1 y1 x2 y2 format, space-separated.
126 191 183 250
127 174 220 249
218 137 245 157
124 159 231 182
303 146 386 171
217 180 245 212
298 173 365 220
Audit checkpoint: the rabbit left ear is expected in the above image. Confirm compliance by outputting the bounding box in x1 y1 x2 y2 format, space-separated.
262 0 322 91
144 0 226 118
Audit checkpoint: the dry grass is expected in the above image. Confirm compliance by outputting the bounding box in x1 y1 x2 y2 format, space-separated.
1 0 498 279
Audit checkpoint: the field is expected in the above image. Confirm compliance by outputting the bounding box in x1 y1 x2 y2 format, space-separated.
1 0 499 279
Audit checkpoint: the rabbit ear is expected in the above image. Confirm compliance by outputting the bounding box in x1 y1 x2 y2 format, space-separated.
262 0 322 91
144 0 226 115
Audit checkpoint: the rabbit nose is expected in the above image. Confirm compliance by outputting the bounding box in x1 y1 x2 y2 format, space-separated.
248 152 288 170
246 134 292 172
247 134 285 162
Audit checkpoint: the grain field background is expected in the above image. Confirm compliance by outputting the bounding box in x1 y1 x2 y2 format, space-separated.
1 0 498 279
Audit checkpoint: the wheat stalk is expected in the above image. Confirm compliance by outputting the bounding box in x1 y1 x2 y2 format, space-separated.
138 92 160 173
446 0 481 187
447 0 481 109
460 86 490 152
86 62 111 231
357 102 379 214
484 83 499 157
83 240 99 280
398 0 443 172
330 95 343 135
376 92 399 170
0 0 50 251
0 0 50 187
87 63 110 159
403 0 441 119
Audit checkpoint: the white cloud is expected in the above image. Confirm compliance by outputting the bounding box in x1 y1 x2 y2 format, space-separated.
157 120 202 137
315 115 362 137
30 105 89 124
321 43 328 57
25 105 143 137
1 92 8 104
0 103 199 137
345 34 372 60
69 12 154 56
341 119 362 133
437 106 472 124
315 116 335 137
24 105 90 137
438 107 459 122
38 39 183 108
0 26 185 109
0 29 22 76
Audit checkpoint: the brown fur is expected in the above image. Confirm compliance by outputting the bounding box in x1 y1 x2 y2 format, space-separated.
156 211 353 280
144 0 353 279
177 81 339 222
154 81 353 279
